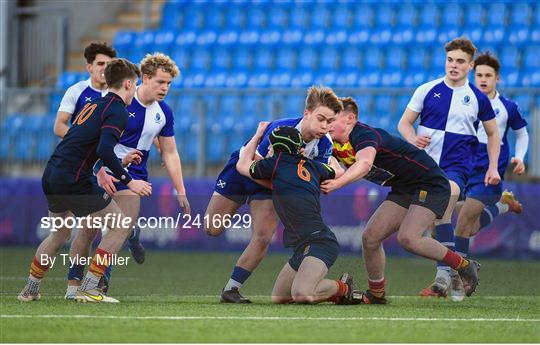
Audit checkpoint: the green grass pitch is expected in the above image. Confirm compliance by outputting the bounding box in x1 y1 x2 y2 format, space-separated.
1 247 539 342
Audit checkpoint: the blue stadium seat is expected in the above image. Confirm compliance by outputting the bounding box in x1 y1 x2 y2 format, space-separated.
191 48 211 70
212 47 231 70
510 3 532 25
459 26 483 44
369 27 392 46
335 69 359 87
407 48 427 70
311 5 332 29
316 70 337 87
196 30 217 46
260 29 282 46
325 29 348 46
347 27 370 45
375 4 394 27
380 69 403 87
152 30 175 54
437 26 460 45
233 47 252 70
500 68 520 87
172 48 191 71
486 3 507 25
253 47 273 70
331 5 353 28
340 47 361 70
281 28 303 46
297 47 318 70
483 25 505 44
225 6 245 29
524 47 540 69
247 70 270 88
204 5 225 28
289 4 310 29
385 48 405 69
351 4 374 28
247 6 267 28
364 48 382 69
500 47 520 68
403 69 427 87
396 94 411 113
276 47 296 70
418 4 439 26
56 71 84 88
182 6 205 29
521 68 540 87
396 4 417 26
415 25 437 45
440 3 462 26
175 30 197 47
391 25 414 46
284 95 304 115
302 29 325 46
204 71 227 88
225 70 248 88
113 31 135 53
290 69 314 88
134 30 155 53
320 47 339 70
238 29 260 46
430 48 446 71
268 6 288 28
216 30 239 46
513 95 531 114
507 25 530 45
464 3 485 26
269 70 292 87
241 95 262 115
48 92 63 114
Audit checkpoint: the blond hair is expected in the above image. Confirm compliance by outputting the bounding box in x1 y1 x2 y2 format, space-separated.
305 85 343 114
140 52 180 78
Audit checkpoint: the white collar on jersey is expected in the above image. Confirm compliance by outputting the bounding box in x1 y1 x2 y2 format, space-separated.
86 78 108 94
443 77 469 91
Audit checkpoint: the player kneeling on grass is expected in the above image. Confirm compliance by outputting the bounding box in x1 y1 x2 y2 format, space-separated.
236 123 354 304
323 97 481 303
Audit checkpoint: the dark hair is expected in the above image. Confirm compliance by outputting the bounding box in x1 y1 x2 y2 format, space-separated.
339 97 359 119
269 126 303 155
474 52 500 74
305 85 343 115
84 42 117 64
104 58 140 89
444 37 477 60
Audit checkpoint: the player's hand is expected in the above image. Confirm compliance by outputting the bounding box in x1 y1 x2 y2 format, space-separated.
255 121 270 137
127 179 152 196
320 179 343 194
177 194 191 215
122 149 143 166
511 157 526 175
414 135 431 149
96 168 118 196
484 168 501 186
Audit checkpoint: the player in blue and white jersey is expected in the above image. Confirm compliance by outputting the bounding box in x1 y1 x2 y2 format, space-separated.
64 53 190 299
204 86 342 304
54 42 117 138
452 52 529 299
398 38 501 297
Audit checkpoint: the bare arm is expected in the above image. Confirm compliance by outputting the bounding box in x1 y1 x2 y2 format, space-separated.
236 122 269 177
398 108 430 148
158 135 190 214
482 118 501 185
320 147 377 193
328 156 345 179
54 111 71 139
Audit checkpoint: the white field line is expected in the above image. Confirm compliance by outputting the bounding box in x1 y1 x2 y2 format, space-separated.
0 314 538 322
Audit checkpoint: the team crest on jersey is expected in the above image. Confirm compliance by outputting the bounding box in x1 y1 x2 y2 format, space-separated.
418 190 428 203
495 108 500 115
154 112 163 124
462 95 471 106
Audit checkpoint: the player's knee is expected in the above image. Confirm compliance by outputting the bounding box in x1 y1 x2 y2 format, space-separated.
48 229 71 249
271 295 292 304
250 228 274 248
396 232 415 252
291 293 316 304
362 228 381 249
204 213 224 237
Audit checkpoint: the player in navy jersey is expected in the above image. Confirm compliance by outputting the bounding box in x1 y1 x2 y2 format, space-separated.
398 38 501 298
63 53 190 299
236 124 354 304
451 52 529 300
325 97 480 303
18 59 152 303
204 86 342 303
54 42 116 138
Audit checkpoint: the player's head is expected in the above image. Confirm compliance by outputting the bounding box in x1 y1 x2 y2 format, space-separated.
302 85 342 140
84 42 117 87
330 97 358 143
139 53 180 102
474 52 500 96
269 126 303 155
444 38 477 83
105 58 141 105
